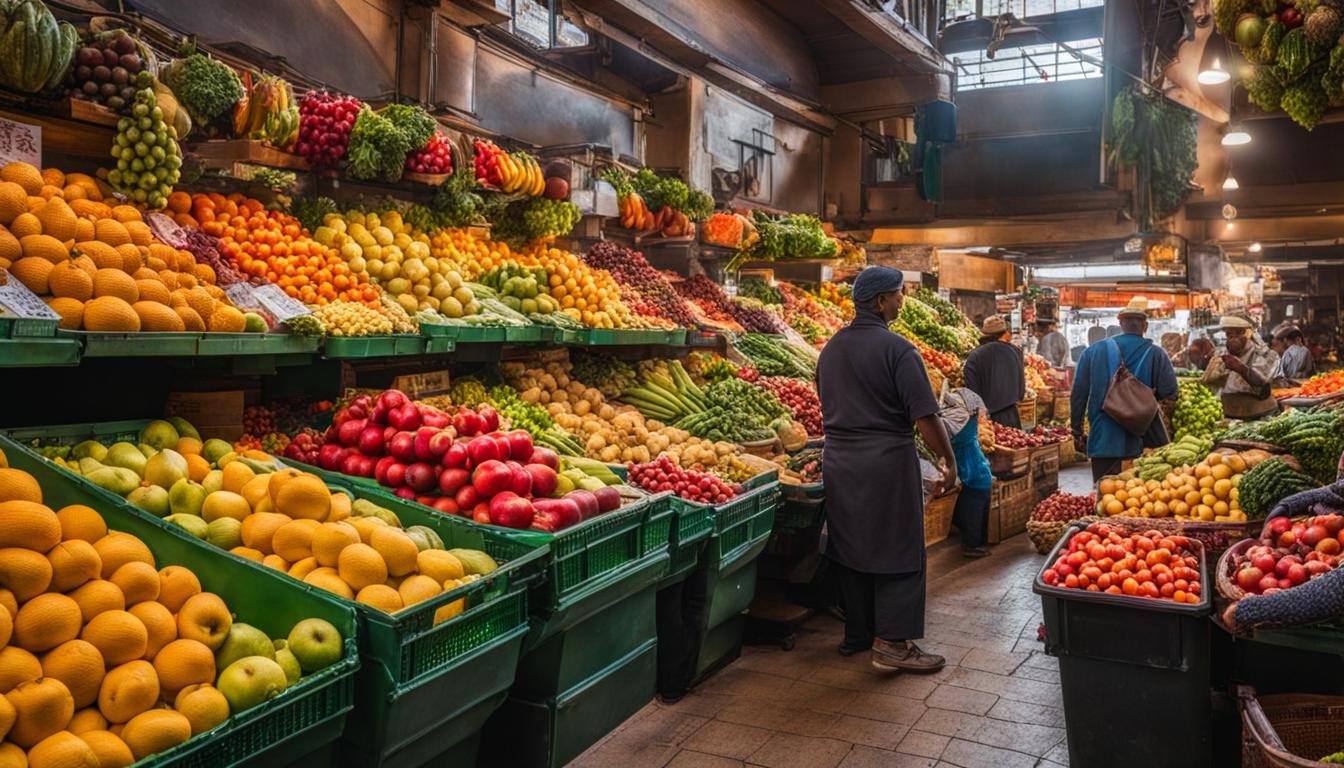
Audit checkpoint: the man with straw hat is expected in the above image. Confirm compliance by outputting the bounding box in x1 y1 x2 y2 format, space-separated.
817 266 956 674
1204 314 1280 418
963 315 1027 428
1070 297 1179 481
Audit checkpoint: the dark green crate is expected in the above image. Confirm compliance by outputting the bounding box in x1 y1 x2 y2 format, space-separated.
680 482 780 576
194 333 321 356
2 439 360 767
0 336 81 366
58 330 204 356
694 615 745 681
640 492 675 558
555 329 586 344
322 334 425 358
504 325 553 343
702 558 759 630
688 331 723 347
423 335 455 354
656 499 713 588
485 638 658 768
419 324 507 344
0 315 58 337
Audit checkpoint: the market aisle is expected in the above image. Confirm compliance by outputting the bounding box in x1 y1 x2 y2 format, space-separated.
572 531 1069 768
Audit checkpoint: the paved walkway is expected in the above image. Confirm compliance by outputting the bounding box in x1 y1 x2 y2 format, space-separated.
573 465 1095 768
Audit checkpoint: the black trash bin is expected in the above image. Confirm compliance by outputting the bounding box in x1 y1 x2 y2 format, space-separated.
1033 524 1213 768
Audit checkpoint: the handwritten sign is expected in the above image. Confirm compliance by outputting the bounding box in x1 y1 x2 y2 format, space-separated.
0 278 59 320
392 370 451 399
0 117 39 167
223 283 259 310
253 284 311 322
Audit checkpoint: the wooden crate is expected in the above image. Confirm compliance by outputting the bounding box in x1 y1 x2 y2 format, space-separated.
924 488 959 547
185 139 312 170
989 446 1031 478
1030 443 1061 480
996 488 1035 541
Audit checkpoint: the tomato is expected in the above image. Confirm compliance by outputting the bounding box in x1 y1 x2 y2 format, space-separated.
1154 572 1171 587
1173 590 1186 602
1081 566 1103 581
1159 582 1176 597
1139 582 1160 599
1096 557 1115 572
1077 574 1090 588
1087 543 1107 561
1042 570 1060 585
1122 577 1139 595
1097 573 1113 590
1105 586 1123 595
1067 551 1088 567
1064 574 1079 588
1146 548 1171 566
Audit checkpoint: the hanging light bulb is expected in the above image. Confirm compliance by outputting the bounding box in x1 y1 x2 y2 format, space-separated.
1199 57 1231 85
1249 242 1262 252
1222 126 1252 145
1223 176 1239 190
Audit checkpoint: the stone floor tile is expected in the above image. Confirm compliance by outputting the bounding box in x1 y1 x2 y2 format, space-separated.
838 745 938 768
785 679 860 714
697 667 798 700
961 716 1066 756
823 714 910 750
911 708 987 739
849 692 928 725
1042 740 1071 765
939 738 1039 768
984 698 1065 728
1009 663 1060 685
680 720 774 761
896 730 951 759
925 685 999 715
745 733 854 768
662 691 736 719
958 647 1030 676
717 698 840 737
666 750 747 767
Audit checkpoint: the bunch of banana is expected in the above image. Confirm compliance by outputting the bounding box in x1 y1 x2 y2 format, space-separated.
233 73 299 149
497 151 545 196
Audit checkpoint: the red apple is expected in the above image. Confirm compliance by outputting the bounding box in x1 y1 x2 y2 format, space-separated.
337 418 365 447
439 467 470 496
592 486 621 513
389 431 417 464
442 442 470 469
1287 563 1309 585
528 446 560 470
318 443 347 470
533 498 581 530
406 462 438 493
473 503 490 523
374 456 396 485
370 403 388 425
1259 574 1280 593
487 432 512 461
1236 566 1264 592
1317 538 1342 556
1279 530 1297 549
385 462 408 488
455 484 482 510
467 436 501 465
432 497 459 516
388 403 422 432
358 426 385 456
1324 516 1344 535
1305 559 1332 576
1252 552 1276 573
507 461 532 497
1269 517 1292 535
472 459 513 498
428 430 455 460
414 427 440 462
416 495 435 507
376 389 407 411
478 405 500 432
524 464 557 497
394 487 416 500
420 405 451 429
453 408 483 437
488 492 535 529
505 430 533 462
383 426 398 445
354 455 378 477
1275 556 1298 578
565 490 599 520
1302 525 1330 548
341 452 364 476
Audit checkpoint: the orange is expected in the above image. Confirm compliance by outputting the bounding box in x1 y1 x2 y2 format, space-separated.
120 709 190 760
302 569 353 599
0 647 41 693
54 506 105 544
337 544 387 591
155 567 199 613
286 557 318 581
92 534 154 580
369 528 418 578
0 743 22 767
355 584 403 613
127 602 175 660
174 594 231 652
201 491 250 523
5 677 74 747
46 541 101 593
311 522 360 568
0 471 42 505
272 474 331 521
0 602 10 648
173 684 228 735
219 462 255 495
14 595 82 653
66 709 106 735
0 692 11 743
264 468 304 505
97 660 158 724
68 581 124 624
26 730 98 768
77 730 132 767
108 562 159 606
150 639 214 697
397 575 441 609
228 546 264 563
183 454 210 483
271 519 320 563
39 640 104 710
174 437 202 456
329 493 351 521
80 611 147 666
0 547 54 601
261 554 288 571
347 516 387 544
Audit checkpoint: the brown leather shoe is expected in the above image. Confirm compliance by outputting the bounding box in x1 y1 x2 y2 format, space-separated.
871 639 945 673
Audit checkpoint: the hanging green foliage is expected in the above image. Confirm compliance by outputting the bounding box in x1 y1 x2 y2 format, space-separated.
1108 85 1198 231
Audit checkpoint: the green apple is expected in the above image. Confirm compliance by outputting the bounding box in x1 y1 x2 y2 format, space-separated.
164 514 208 539
128 485 170 517
202 439 233 466
286 618 343 674
214 622 276 673
274 646 302 685
140 419 181 450
105 442 147 476
168 478 207 517
144 449 189 490
216 656 287 713
206 517 243 550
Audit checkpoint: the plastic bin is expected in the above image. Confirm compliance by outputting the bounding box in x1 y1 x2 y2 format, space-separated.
58 330 204 357
483 638 658 768
1033 524 1213 768
695 614 746 681
194 332 321 356
657 499 713 588
418 324 508 344
322 335 425 358
0 315 57 337
0 336 81 366
689 481 780 576
504 326 553 343
3 440 360 767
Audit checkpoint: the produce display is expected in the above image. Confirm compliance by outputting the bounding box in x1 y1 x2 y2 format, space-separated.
0 459 347 764
1236 457 1319 519
473 140 544 196
584 241 695 327
1300 369 1344 397
232 73 299 150
405 133 453 176
1098 450 1265 521
296 91 362 169
108 73 183 209
992 423 1051 449
345 104 437 183
1172 379 1223 440
891 295 970 356
0 0 77 94
734 333 816 380
1031 491 1097 522
1040 523 1204 604
1225 407 1344 482
628 455 739 505
730 211 838 267
69 30 149 115
1219 0 1344 129
1227 513 1342 597
160 44 244 129
784 447 822 484
1134 434 1217 481
749 375 822 437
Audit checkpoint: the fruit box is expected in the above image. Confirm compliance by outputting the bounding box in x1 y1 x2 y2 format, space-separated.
676 480 781 578
1 439 360 767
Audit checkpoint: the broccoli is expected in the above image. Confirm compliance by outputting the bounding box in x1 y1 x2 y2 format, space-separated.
163 53 244 126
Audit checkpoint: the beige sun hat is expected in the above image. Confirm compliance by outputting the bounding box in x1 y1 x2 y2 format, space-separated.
1118 296 1153 318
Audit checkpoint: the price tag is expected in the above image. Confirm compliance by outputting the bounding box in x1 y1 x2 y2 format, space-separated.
253 284 311 321
0 277 59 320
224 283 259 309
0 117 40 167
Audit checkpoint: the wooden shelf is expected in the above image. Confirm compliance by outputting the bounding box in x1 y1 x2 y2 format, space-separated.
185 139 311 171
0 107 114 161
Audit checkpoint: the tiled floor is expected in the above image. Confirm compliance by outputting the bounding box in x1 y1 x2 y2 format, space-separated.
573 466 1094 768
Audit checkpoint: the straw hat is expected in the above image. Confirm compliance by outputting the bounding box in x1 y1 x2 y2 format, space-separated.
980 316 1007 336
1219 314 1254 330
1118 297 1153 318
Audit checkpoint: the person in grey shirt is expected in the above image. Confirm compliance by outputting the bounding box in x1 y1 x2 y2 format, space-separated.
1275 327 1315 380
1033 319 1070 367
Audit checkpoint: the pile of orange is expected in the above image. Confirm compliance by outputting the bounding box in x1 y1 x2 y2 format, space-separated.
178 193 378 308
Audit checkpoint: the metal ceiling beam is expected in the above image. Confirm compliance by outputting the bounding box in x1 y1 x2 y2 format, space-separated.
815 0 950 74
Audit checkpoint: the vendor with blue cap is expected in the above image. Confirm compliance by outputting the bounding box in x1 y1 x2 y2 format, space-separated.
817 266 957 674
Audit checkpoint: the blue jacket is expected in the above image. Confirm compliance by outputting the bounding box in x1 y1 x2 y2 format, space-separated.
1071 335 1178 458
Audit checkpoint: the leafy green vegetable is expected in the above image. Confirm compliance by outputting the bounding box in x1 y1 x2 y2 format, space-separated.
629 168 715 220
345 103 439 182
430 162 485 227
162 53 244 126
1108 85 1197 230
737 211 838 266
381 103 436 152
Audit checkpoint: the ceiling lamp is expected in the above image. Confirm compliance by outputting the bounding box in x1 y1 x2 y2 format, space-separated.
1223 176 1239 190
1222 126 1252 145
1198 57 1231 85
1249 242 1262 252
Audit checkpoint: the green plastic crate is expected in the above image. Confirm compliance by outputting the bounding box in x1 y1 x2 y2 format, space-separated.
0 425 549 768
694 615 745 681
423 335 455 354
2 440 360 767
688 330 723 347
0 315 58 337
194 333 321 356
484 638 658 768
657 499 713 588
419 324 508 344
0 336 81 366
58 330 204 357
322 335 425 358
680 481 780 577
504 326 553 343
702 557 759 630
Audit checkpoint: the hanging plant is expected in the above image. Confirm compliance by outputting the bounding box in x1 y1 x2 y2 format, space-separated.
1108 84 1198 231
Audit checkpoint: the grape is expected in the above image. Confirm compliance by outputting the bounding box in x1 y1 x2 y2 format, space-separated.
109 84 180 209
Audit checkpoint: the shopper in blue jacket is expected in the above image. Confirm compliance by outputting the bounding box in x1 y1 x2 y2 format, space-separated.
1070 297 1178 482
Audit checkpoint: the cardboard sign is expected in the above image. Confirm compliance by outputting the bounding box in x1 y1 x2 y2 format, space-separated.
223 283 260 309
0 117 40 167
392 370 451 400
0 277 59 320
253 284 311 321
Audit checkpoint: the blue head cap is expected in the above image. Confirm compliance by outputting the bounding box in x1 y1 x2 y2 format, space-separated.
851 266 905 303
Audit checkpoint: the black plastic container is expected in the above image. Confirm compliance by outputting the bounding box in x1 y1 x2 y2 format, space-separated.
1033 524 1213 768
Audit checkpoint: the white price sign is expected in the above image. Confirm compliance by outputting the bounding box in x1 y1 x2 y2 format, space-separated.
0 277 59 320
223 283 259 309
0 117 40 167
253 284 311 322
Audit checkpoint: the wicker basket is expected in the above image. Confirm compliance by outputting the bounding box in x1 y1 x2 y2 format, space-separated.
1098 514 1260 557
1026 519 1071 554
1017 398 1037 431
1240 688 1344 768
998 489 1035 540
1057 438 1078 466
1217 538 1255 602
924 488 958 546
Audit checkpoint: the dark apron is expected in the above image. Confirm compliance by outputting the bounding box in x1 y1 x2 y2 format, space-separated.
989 403 1021 430
822 432 923 574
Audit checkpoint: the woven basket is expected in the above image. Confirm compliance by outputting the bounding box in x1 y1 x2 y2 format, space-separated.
1097 515 1260 557
1217 538 1255 602
1026 519 1071 555
924 489 958 546
1240 688 1344 768
1057 438 1078 466
1017 398 1037 431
